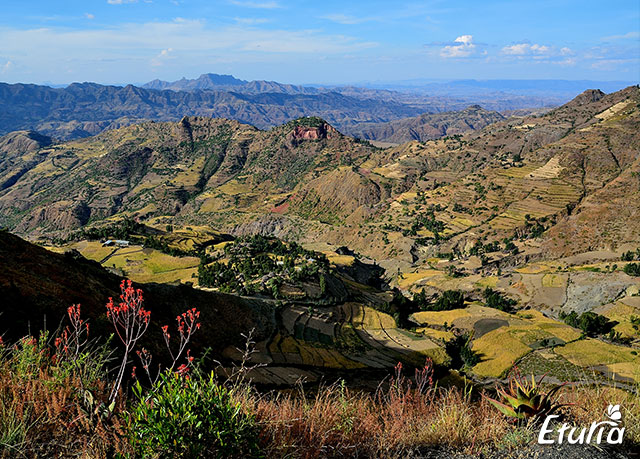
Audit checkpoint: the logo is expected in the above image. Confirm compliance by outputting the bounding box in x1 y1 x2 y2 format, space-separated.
538 404 625 445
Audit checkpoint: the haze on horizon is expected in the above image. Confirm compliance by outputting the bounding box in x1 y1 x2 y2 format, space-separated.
0 0 638 86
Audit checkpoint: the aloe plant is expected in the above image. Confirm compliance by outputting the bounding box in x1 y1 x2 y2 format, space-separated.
485 368 565 422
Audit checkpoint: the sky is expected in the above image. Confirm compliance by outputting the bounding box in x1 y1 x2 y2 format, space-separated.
0 0 638 86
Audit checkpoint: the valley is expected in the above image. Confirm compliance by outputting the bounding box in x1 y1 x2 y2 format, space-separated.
2 84 638 390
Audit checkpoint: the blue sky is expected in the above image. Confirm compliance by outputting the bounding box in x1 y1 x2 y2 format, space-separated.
0 0 638 85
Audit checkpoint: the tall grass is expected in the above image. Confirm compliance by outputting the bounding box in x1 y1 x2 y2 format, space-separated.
1 309 638 458
0 333 129 458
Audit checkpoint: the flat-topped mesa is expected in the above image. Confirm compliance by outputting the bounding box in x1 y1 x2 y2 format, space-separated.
285 117 339 142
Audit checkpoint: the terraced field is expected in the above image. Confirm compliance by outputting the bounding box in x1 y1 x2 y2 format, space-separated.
64 241 200 284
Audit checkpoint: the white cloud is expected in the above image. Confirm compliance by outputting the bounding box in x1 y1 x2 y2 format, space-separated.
1 60 13 73
107 0 138 4
228 1 281 9
85 13 95 19
152 48 174 66
0 19 377 64
502 43 554 56
440 35 476 58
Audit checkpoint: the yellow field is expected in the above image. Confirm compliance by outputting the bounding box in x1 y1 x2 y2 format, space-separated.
216 179 254 195
472 316 579 378
351 305 397 330
555 338 639 368
71 241 116 262
397 269 442 289
415 327 455 342
475 276 499 289
600 301 640 338
411 308 471 327
516 264 552 274
272 336 365 369
327 254 356 266
472 330 532 378
605 362 640 383
100 246 200 284
542 273 565 288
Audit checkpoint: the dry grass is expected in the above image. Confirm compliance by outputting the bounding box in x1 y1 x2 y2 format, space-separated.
0 337 130 458
247 364 516 458
2 334 638 458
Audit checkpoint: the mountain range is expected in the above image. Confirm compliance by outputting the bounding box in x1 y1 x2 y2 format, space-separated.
1 83 640 389
1 86 638 266
0 74 570 142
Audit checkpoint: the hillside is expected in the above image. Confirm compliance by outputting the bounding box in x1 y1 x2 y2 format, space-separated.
0 230 275 356
0 116 379 235
1 86 639 264
1 86 640 393
349 105 505 143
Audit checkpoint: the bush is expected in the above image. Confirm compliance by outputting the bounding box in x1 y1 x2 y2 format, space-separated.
127 371 261 458
483 288 517 312
623 262 640 276
422 290 466 311
560 311 618 337
445 332 479 369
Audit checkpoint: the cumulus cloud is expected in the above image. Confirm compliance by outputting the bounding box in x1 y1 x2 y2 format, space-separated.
152 48 173 66
502 43 551 55
440 35 476 58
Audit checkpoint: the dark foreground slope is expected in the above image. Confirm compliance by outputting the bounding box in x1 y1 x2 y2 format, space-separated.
0 230 275 354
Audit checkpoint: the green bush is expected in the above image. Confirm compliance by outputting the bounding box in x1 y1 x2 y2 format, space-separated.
127 371 261 458
483 288 517 312
445 332 479 369
623 262 640 276
559 311 618 337
422 290 466 311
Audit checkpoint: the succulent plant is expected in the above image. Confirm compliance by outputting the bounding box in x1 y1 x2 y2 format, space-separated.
485 368 565 422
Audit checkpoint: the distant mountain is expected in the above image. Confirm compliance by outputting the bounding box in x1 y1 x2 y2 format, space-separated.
348 105 505 143
144 73 247 90
0 82 424 140
143 73 320 95
365 79 637 97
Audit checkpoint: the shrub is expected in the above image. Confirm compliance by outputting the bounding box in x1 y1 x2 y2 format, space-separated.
559 311 618 337
445 332 479 369
483 288 517 312
127 371 261 458
422 290 466 311
623 262 640 276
